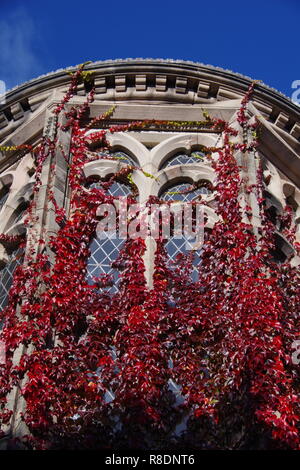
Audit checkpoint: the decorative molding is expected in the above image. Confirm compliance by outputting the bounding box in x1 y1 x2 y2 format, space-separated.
43 114 58 140
1 60 300 148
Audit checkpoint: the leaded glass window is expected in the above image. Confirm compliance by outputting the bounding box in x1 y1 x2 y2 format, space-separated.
161 182 211 202
162 151 206 169
86 235 124 292
86 180 133 293
0 246 24 312
87 180 132 197
96 150 135 166
160 182 207 282
165 237 201 282
12 201 30 225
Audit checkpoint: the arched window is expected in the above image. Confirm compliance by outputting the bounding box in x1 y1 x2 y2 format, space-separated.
262 189 297 263
159 182 209 282
0 184 11 211
86 179 134 293
87 179 133 197
12 201 30 226
161 182 212 202
161 150 207 169
271 233 294 264
263 190 282 229
93 149 136 167
0 246 24 312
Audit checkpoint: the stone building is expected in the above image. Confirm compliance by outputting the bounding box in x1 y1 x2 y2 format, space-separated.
0 59 299 446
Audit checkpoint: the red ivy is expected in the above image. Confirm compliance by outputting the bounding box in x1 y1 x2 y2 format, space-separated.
0 71 299 450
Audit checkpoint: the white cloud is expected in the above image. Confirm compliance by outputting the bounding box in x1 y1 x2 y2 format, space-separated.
0 7 42 90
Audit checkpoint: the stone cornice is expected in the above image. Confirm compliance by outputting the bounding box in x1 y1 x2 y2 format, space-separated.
1 59 300 144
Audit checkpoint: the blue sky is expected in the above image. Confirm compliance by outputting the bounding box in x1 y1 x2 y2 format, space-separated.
0 0 299 99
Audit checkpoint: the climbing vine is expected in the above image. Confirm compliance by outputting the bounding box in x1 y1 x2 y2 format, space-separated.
0 65 299 450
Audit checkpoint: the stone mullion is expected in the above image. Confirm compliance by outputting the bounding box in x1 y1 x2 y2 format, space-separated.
231 112 262 239
43 111 71 253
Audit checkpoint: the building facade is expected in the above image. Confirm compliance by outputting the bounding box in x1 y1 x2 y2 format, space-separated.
0 60 299 449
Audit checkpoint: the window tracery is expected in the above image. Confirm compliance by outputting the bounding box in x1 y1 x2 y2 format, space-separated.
262 159 300 263
83 137 218 290
0 154 35 310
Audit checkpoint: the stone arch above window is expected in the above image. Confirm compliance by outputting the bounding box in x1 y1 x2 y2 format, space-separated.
85 131 148 168
84 159 129 182
0 155 35 234
83 154 153 203
2 186 34 234
262 158 291 209
150 133 220 170
106 150 135 166
151 164 216 200
86 177 134 198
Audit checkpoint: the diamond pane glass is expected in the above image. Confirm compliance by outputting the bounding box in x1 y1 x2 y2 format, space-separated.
86 181 133 293
163 151 206 168
161 182 205 282
86 234 124 294
89 181 132 197
161 183 210 202
0 247 24 312
165 237 201 282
